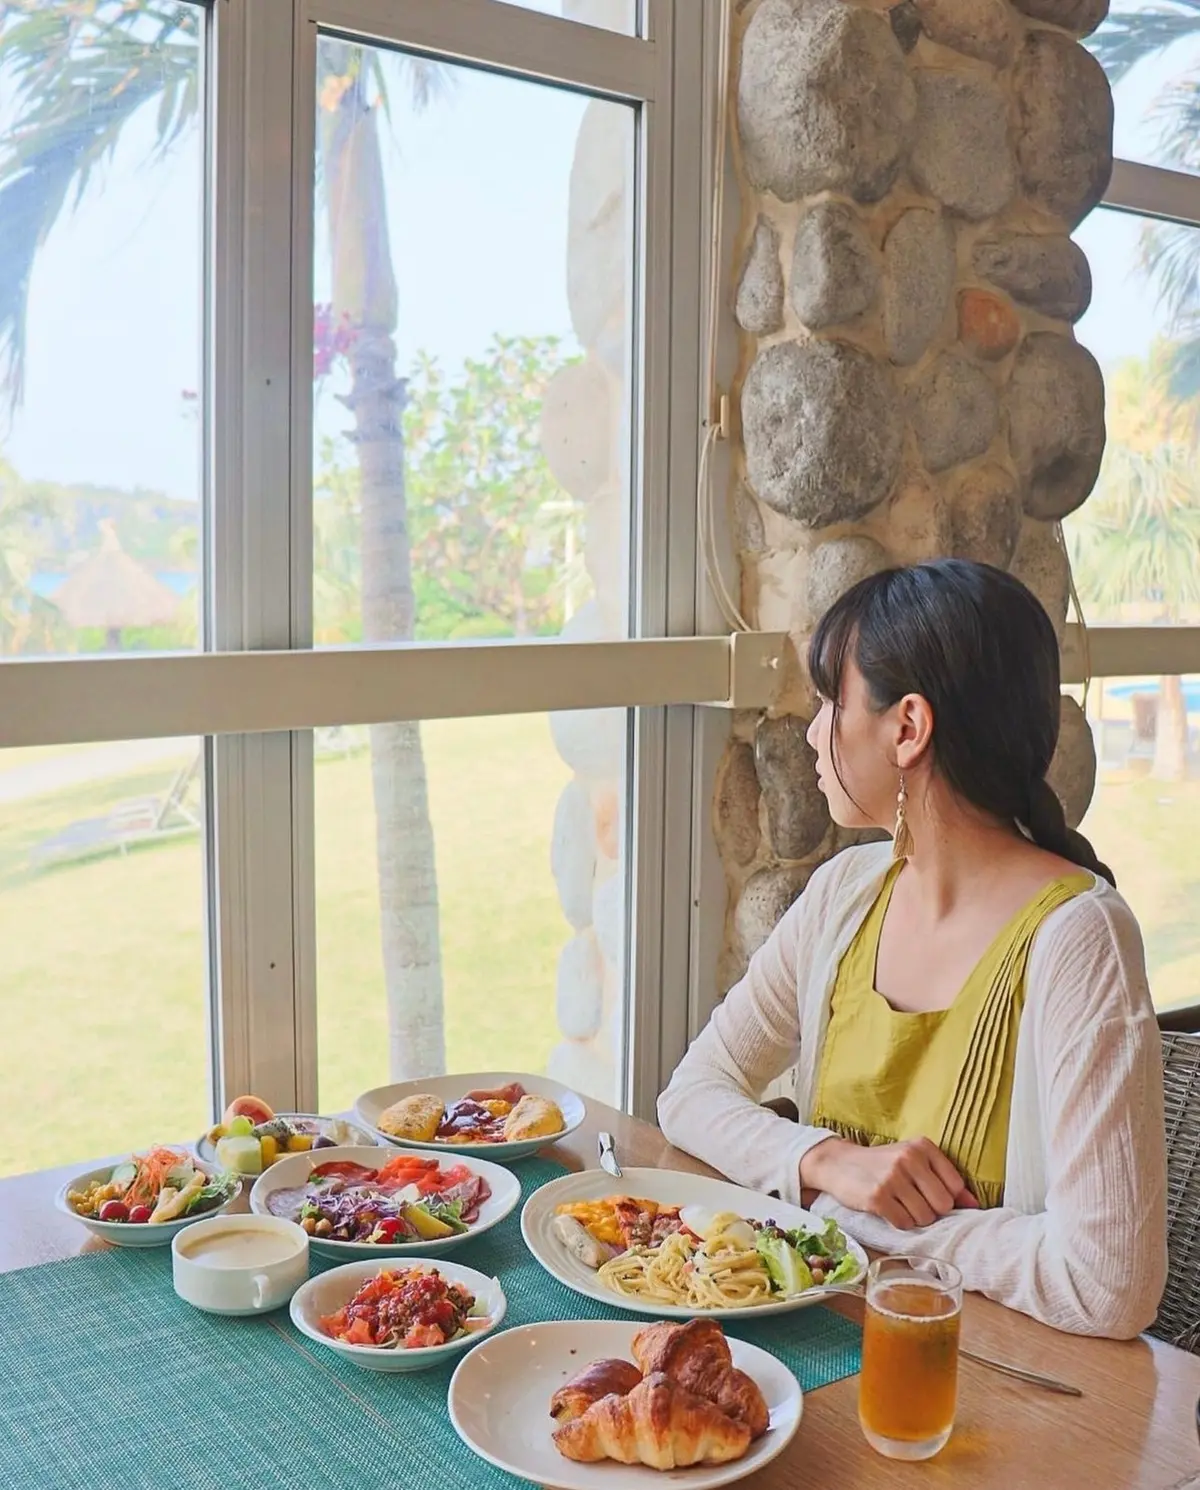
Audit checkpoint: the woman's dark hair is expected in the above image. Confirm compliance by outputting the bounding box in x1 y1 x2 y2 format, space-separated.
808 558 1114 886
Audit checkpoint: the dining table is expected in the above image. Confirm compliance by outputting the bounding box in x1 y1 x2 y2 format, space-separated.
6 1097 1200 1490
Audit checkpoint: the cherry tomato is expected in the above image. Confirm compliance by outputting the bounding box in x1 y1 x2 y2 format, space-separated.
98 1200 129 1223
127 1204 153 1224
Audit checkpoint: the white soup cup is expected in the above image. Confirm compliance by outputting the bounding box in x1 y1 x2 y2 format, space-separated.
172 1212 309 1316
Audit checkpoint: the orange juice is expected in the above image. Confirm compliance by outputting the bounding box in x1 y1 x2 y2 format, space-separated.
859 1277 961 1456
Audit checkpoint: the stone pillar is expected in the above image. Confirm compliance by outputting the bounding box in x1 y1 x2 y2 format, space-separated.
539 74 633 1105
719 0 1112 990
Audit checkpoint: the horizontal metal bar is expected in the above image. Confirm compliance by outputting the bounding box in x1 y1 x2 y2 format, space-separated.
1063 624 1200 684
1104 159 1200 227
0 635 786 749
304 0 658 101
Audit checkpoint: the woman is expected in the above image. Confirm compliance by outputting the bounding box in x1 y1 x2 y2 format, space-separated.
659 560 1167 1339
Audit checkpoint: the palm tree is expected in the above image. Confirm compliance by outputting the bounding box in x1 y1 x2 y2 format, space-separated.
0 455 64 654
0 2 451 1078
1068 354 1200 779
1089 5 1200 417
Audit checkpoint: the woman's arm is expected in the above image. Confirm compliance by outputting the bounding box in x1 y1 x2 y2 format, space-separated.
657 891 837 1207
810 895 1168 1338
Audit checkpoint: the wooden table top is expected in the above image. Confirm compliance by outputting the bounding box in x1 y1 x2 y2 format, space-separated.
7 1102 1200 1489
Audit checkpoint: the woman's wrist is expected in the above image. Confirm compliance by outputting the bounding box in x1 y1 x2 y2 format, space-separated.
798 1134 849 1193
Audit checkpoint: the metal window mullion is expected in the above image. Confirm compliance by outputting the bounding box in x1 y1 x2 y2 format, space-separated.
304 0 656 101
209 0 308 1115
1104 159 1200 228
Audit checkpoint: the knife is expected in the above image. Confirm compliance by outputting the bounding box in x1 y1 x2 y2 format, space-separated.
598 1132 622 1178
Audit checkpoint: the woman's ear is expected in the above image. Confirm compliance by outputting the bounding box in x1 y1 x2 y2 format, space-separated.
894 692 934 773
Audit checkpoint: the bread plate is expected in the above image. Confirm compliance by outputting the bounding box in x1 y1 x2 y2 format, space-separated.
448 1319 803 1489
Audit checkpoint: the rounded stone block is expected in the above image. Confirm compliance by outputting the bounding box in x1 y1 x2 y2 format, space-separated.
912 0 1015 67
734 864 813 965
890 0 922 51
958 289 1021 362
593 784 620 862
1011 518 1069 643
742 340 903 528
592 871 623 970
551 779 597 931
1013 31 1113 228
736 216 785 335
567 98 629 356
754 715 829 861
738 0 915 204
540 358 613 502
910 70 1016 221
883 208 955 367
790 200 879 330
715 741 762 869
584 492 623 616
910 354 1001 474
1009 333 1106 521
556 929 605 1042
1012 0 1109 37
547 1039 616 1106
946 464 1023 570
971 233 1092 323
1048 696 1097 831
805 535 892 626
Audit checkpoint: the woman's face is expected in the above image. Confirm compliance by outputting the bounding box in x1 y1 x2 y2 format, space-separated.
807 660 906 830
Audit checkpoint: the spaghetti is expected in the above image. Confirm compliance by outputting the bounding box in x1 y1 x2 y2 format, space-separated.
596 1213 775 1311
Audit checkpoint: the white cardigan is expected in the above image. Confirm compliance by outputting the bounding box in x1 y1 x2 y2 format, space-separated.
658 843 1169 1339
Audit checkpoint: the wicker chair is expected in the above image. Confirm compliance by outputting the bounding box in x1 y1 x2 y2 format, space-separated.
1153 1032 1200 1349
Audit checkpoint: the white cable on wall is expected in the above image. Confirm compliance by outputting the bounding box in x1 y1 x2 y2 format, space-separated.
699 0 751 635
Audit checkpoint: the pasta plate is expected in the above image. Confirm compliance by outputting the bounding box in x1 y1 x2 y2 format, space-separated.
521 1168 868 1321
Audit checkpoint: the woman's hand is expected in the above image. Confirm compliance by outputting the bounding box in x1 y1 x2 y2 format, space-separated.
800 1135 980 1230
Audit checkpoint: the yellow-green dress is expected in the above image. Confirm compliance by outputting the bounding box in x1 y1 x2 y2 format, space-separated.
810 863 1092 1209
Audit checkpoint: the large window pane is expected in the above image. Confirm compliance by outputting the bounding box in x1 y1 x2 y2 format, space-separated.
316 712 628 1110
1079 677 1200 1012
493 0 638 32
1066 208 1200 625
1089 4 1200 173
311 38 633 647
0 3 206 658
0 738 208 1175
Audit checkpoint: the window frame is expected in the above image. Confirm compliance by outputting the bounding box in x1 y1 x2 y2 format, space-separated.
0 0 756 1125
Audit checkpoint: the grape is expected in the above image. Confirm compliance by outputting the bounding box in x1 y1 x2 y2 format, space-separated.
229 1115 255 1137
98 1200 130 1223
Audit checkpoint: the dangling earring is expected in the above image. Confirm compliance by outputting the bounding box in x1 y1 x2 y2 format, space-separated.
892 774 914 862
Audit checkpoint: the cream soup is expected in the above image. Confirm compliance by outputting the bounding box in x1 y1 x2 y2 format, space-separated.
179 1227 301 1269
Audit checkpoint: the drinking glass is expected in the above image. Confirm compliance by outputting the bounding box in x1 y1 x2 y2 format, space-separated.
858 1255 963 1461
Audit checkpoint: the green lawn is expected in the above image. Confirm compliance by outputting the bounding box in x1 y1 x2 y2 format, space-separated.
0 716 570 1177
3 722 1199 1180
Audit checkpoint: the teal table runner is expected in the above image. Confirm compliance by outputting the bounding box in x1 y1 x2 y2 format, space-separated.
0 1159 861 1489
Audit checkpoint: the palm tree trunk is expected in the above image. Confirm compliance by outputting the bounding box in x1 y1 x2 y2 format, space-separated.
1153 674 1189 782
321 56 445 1077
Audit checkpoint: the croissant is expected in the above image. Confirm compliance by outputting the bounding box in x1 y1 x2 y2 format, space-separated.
549 1359 643 1423
632 1319 770 1441
552 1373 752 1469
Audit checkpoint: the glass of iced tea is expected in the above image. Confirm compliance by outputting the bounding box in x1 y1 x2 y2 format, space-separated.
858 1255 963 1461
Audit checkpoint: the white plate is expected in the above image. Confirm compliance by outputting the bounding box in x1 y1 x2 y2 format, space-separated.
290 1256 506 1372
55 1157 240 1249
195 1113 377 1168
354 1071 585 1162
248 1145 520 1258
521 1167 868 1321
448 1319 803 1490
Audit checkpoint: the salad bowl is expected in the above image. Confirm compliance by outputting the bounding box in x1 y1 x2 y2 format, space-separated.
249 1144 520 1259
290 1257 506 1373
55 1153 241 1249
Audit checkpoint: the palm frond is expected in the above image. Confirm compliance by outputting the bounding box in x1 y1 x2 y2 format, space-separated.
1088 4 1200 85
1148 71 1200 172
0 2 200 405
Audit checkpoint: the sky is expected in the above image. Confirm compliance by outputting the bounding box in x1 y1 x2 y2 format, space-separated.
0 9 1195 507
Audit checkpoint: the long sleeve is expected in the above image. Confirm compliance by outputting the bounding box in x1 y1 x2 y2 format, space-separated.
657 891 837 1207
810 893 1168 1339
